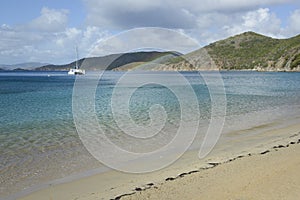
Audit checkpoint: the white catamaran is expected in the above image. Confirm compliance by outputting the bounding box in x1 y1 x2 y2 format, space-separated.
68 47 85 75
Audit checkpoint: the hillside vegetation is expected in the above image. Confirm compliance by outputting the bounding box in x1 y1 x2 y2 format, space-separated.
204 31 300 71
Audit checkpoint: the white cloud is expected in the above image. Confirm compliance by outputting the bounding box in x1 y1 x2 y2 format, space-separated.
242 8 271 28
0 6 110 64
27 7 69 32
286 9 300 36
84 0 197 29
81 0 297 48
53 26 109 60
83 0 292 29
220 8 283 38
88 27 199 57
0 24 108 64
55 28 82 47
1 1 300 65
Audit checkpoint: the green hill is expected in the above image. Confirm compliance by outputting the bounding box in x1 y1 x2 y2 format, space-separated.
165 31 300 71
204 31 300 71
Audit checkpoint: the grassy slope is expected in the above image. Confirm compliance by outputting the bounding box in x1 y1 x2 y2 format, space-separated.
204 32 300 70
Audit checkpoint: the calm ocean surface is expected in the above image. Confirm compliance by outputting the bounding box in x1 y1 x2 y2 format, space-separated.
1 71 300 199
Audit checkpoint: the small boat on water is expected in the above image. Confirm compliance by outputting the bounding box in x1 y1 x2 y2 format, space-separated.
68 68 85 75
68 47 85 75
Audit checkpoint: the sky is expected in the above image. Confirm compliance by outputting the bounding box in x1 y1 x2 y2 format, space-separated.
0 0 300 64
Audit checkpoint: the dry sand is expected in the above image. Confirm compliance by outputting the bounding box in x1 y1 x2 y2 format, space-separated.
123 139 300 200
18 123 300 200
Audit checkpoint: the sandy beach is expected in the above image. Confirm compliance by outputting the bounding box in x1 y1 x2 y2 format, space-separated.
124 136 300 200
2 1 300 199
16 122 300 200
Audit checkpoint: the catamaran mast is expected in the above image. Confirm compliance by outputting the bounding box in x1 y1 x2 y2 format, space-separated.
75 46 79 69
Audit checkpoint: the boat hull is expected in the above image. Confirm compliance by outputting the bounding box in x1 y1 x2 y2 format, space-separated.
68 69 85 75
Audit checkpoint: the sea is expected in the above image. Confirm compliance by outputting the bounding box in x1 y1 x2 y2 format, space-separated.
1 70 300 199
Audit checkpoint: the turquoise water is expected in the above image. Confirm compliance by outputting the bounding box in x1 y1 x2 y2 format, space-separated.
1 71 300 198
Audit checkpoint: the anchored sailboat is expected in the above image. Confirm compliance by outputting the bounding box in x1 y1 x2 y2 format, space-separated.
68 46 85 75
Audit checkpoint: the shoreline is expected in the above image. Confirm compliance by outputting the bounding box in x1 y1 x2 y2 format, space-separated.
16 122 300 200
1 69 300 73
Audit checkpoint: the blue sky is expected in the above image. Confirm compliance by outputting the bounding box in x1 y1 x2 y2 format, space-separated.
268 3 300 26
0 0 300 65
0 0 86 27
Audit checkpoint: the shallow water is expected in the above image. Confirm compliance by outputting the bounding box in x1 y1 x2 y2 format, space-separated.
1 71 300 199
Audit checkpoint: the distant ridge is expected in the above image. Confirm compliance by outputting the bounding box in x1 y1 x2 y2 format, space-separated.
0 62 49 70
36 51 181 71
